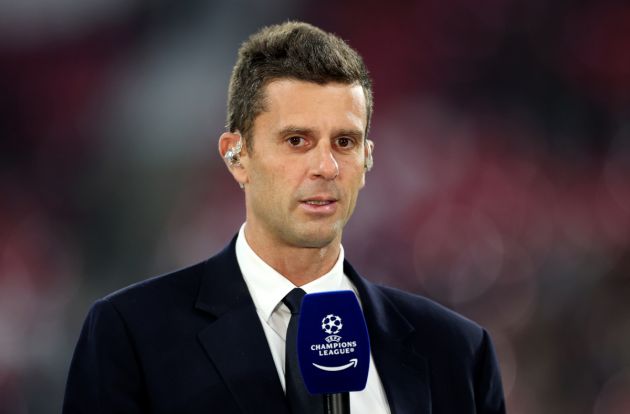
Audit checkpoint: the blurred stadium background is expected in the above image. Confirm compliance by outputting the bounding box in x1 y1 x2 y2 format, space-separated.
1 0 629 412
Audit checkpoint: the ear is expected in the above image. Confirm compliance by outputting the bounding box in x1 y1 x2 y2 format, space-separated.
364 139 374 171
218 132 248 188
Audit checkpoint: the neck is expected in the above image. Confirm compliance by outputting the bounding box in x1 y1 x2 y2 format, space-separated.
243 224 341 286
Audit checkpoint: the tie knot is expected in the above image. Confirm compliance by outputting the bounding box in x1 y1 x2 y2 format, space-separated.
282 288 306 315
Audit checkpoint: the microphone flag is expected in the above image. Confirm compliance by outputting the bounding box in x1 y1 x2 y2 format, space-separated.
296 290 370 394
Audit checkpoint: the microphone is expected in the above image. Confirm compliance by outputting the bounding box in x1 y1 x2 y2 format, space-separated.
297 290 371 414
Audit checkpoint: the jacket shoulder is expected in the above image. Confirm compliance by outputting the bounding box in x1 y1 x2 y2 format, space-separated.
102 260 207 310
374 284 486 350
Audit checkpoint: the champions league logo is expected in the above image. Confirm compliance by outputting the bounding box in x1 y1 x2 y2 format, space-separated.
310 314 357 361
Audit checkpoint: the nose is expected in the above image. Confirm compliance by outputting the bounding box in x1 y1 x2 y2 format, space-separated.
311 144 339 180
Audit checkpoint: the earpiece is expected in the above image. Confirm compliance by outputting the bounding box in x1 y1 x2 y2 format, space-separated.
224 138 243 167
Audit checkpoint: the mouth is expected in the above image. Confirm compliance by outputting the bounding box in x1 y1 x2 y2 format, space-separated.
303 200 336 206
299 196 339 214
300 195 339 204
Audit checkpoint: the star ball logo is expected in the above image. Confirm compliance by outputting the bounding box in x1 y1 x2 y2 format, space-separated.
322 314 343 340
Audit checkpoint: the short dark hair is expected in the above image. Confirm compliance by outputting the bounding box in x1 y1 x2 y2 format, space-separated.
227 21 373 151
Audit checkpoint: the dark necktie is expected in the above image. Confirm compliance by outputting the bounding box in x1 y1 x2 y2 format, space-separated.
282 288 324 414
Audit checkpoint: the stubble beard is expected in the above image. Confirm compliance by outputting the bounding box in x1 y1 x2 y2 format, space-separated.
282 219 345 249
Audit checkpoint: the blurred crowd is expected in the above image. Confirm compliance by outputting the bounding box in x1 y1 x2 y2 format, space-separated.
1 0 629 413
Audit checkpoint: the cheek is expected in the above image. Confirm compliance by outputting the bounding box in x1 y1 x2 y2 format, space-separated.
251 162 277 187
347 161 366 188
254 164 295 200
343 169 366 206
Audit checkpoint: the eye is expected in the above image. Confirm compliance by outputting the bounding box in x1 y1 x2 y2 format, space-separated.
287 136 306 147
336 136 355 148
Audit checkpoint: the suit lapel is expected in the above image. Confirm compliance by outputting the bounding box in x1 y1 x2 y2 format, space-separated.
345 261 432 414
195 239 289 414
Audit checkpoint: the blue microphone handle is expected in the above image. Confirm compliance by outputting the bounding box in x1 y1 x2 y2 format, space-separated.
324 392 349 414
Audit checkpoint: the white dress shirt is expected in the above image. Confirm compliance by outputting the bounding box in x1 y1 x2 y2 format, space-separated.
235 224 391 414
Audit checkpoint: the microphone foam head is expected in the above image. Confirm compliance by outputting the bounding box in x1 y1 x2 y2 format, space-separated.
297 290 371 394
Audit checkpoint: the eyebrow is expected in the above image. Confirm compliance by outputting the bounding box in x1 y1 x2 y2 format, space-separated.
276 125 364 139
277 126 313 137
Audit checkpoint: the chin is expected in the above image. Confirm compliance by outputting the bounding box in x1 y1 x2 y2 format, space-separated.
291 234 333 249
292 225 342 249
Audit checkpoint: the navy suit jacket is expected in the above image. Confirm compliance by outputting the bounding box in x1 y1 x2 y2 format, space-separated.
63 238 505 413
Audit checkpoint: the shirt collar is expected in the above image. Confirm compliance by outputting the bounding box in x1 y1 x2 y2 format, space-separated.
235 223 347 322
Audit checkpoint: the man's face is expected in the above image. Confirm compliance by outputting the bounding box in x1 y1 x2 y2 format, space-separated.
242 79 369 249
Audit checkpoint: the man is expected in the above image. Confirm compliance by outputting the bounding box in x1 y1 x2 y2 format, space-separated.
63 21 505 414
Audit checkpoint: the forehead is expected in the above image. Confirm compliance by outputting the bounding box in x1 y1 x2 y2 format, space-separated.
255 79 368 135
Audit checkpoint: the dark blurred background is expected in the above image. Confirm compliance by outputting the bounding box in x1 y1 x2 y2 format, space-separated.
1 1 629 413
